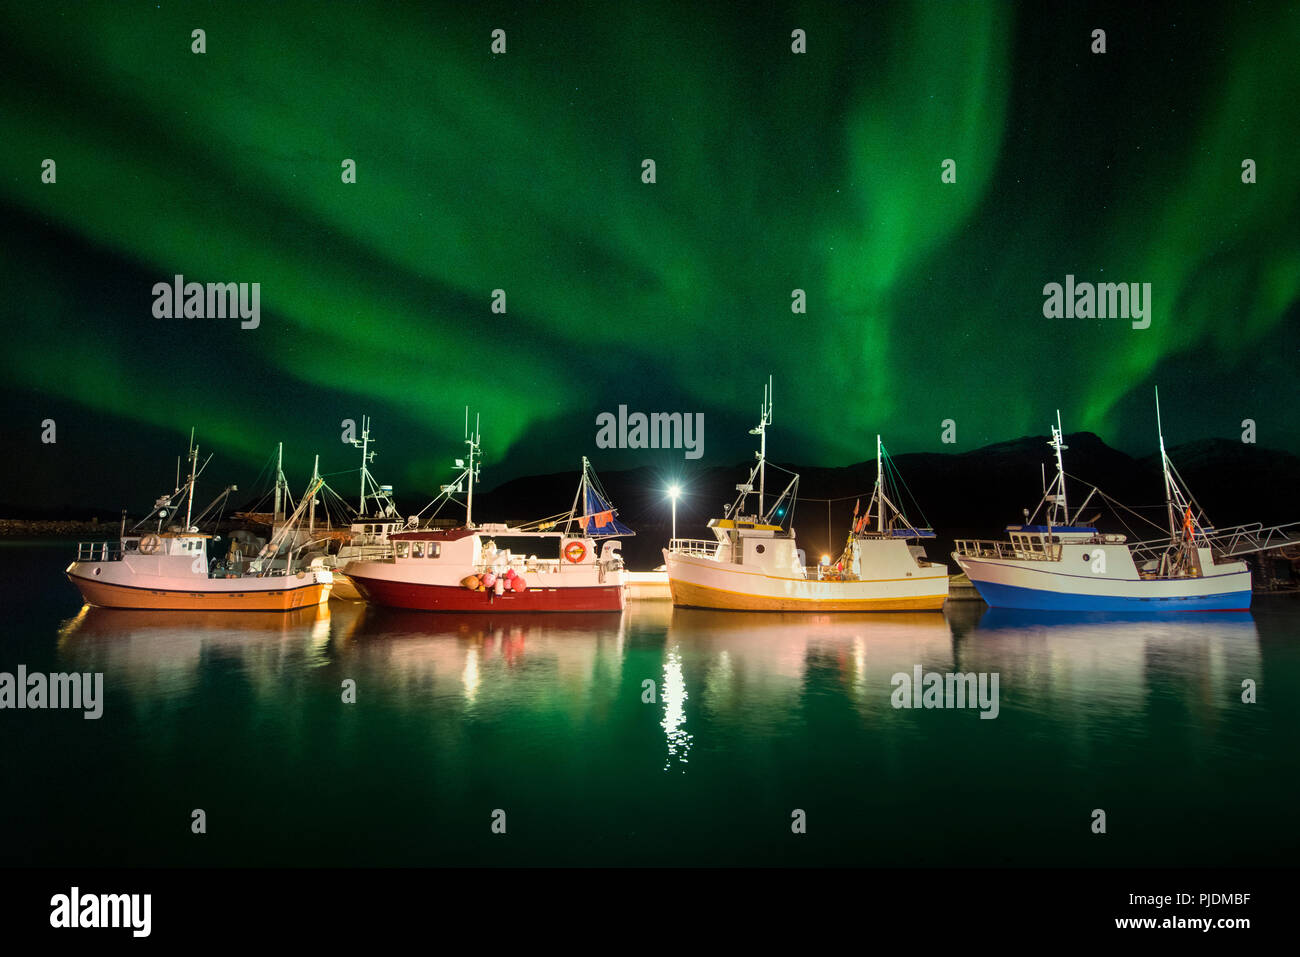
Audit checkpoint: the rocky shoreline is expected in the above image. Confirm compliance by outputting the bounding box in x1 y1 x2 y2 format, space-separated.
0 518 119 538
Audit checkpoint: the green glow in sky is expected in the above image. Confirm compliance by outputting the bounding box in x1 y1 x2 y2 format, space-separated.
1 1 1296 505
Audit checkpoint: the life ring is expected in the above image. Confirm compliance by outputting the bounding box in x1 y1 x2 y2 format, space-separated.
564 541 587 564
139 534 161 555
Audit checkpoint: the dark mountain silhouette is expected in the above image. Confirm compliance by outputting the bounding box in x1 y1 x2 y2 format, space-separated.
465 432 1300 571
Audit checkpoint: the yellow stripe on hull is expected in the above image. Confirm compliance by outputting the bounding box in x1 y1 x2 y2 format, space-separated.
668 578 946 612
69 575 330 612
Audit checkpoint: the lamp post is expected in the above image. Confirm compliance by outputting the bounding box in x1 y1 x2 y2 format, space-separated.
668 484 681 544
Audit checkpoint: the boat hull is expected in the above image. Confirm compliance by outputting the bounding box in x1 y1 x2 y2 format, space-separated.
328 574 364 601
348 574 626 612
67 572 331 612
664 553 947 612
954 555 1251 612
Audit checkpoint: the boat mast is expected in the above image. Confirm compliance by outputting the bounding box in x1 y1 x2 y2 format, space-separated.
748 376 773 517
273 441 285 523
1155 386 1176 542
308 454 319 534
876 434 885 533
1050 411 1069 526
464 408 480 527
350 415 376 516
569 456 589 535
184 428 197 531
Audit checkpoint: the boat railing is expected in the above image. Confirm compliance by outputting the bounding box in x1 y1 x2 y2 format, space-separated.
75 541 123 562
804 565 854 581
668 538 719 559
345 542 396 561
1130 520 1300 562
954 539 1062 561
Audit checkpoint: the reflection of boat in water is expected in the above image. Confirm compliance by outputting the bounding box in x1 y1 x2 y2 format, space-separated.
963 606 1260 717
58 604 332 642
976 608 1255 630
55 603 334 696
352 606 626 640
666 606 955 683
335 606 628 711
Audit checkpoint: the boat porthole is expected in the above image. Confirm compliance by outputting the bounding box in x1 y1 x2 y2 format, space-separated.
1082 553 1090 562
755 544 765 554
93 567 101 576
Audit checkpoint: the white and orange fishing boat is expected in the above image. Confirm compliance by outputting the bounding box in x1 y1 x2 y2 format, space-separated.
663 382 948 611
343 415 631 612
66 434 332 611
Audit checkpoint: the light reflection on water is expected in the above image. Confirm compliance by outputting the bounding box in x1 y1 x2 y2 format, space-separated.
52 600 1266 725
34 590 1295 866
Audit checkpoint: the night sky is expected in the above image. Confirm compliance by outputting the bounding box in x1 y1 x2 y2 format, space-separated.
1 1 1297 511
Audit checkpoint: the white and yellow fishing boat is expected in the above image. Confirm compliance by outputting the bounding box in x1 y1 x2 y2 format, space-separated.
663 383 948 612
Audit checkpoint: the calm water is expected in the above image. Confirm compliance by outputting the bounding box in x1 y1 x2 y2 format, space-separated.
2 540 1297 867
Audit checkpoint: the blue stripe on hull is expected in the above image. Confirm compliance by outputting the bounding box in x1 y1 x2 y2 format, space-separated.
971 579 1252 612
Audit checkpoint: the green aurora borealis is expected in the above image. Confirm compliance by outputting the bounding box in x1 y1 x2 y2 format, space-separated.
1 0 1297 508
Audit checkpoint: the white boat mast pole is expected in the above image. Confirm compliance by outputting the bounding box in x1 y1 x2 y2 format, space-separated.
749 376 773 517
360 416 371 516
464 409 480 527
184 429 197 531
876 434 884 532
273 441 284 522
1051 411 1069 526
309 453 319 534
577 456 590 534
1155 386 1176 541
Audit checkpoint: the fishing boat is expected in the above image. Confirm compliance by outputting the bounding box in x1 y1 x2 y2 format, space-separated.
66 434 332 611
343 415 631 612
951 393 1275 611
662 381 949 611
320 417 408 600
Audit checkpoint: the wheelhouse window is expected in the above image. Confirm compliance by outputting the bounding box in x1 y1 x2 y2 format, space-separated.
396 542 409 558
412 542 425 558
